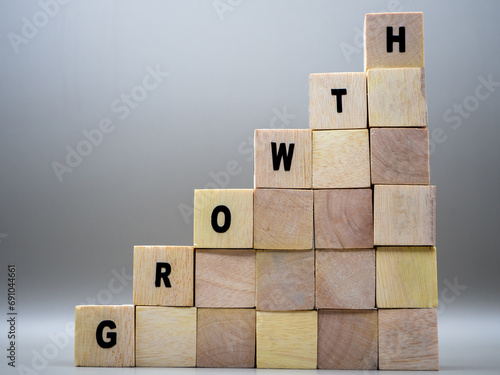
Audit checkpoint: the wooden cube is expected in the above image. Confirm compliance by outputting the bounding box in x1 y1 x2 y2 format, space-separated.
195 249 255 308
256 311 317 369
75 305 134 367
371 128 430 184
254 129 311 188
256 250 314 311
376 247 438 308
379 309 439 370
254 189 313 250
193 189 253 249
374 185 436 246
316 249 375 309
136 306 196 367
314 189 373 249
197 308 255 368
367 68 428 127
318 310 378 370
364 12 424 70
312 130 370 188
133 246 194 306
309 72 367 130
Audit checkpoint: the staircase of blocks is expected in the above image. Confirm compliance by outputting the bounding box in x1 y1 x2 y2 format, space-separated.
75 12 438 370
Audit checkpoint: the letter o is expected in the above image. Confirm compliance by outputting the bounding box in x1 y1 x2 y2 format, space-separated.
211 205 231 233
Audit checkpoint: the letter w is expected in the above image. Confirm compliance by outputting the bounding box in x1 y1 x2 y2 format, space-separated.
271 142 295 171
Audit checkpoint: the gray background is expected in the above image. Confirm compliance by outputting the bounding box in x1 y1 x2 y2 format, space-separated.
1 0 499 374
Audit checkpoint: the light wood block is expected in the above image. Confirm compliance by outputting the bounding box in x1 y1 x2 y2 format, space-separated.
254 189 313 250
197 308 255 368
195 249 255 308
256 250 314 311
379 309 439 370
367 68 428 127
254 129 311 188
133 246 194 306
314 189 373 249
374 185 436 246
256 311 318 369
316 250 375 309
376 246 438 308
364 12 424 70
309 72 367 130
318 310 378 370
194 189 253 248
371 128 430 184
136 306 196 367
312 130 370 188
75 305 134 367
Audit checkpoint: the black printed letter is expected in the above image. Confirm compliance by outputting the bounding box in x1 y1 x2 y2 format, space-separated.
211 205 231 233
96 320 116 349
155 262 172 287
271 142 294 171
331 89 347 113
387 26 405 53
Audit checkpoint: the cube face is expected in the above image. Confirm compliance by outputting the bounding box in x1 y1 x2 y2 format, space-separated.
135 307 196 367
194 189 253 249
254 129 312 189
309 73 367 130
312 130 370 188
379 309 439 370
371 128 430 184
376 247 438 308
256 311 318 369
195 250 255 308
197 309 255 368
75 305 134 367
133 246 194 306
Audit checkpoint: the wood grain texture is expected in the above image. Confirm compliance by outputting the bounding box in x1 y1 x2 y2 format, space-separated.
367 68 428 127
371 128 430 184
376 247 437 308
194 189 253 248
256 311 318 369
364 12 424 70
254 129 311 188
309 72 367 129
379 309 439 370
318 310 378 370
136 306 196 367
312 130 370 188
254 189 313 250
195 249 255 308
374 185 436 246
197 308 255 368
133 246 194 306
256 250 314 311
75 305 134 367
316 250 375 309
314 189 373 249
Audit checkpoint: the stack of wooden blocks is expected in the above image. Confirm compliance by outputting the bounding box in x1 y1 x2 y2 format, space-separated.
75 12 438 370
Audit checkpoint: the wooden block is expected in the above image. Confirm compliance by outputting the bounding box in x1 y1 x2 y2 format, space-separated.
316 250 375 309
195 249 255 308
364 12 424 70
75 305 134 367
379 309 439 370
318 310 378 370
374 185 436 246
376 246 437 308
254 129 311 188
314 189 373 249
197 308 255 368
312 130 370 188
256 250 314 311
133 246 194 306
367 68 428 127
254 189 313 250
371 128 430 184
309 72 367 130
135 306 196 367
256 311 317 369
193 189 253 248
